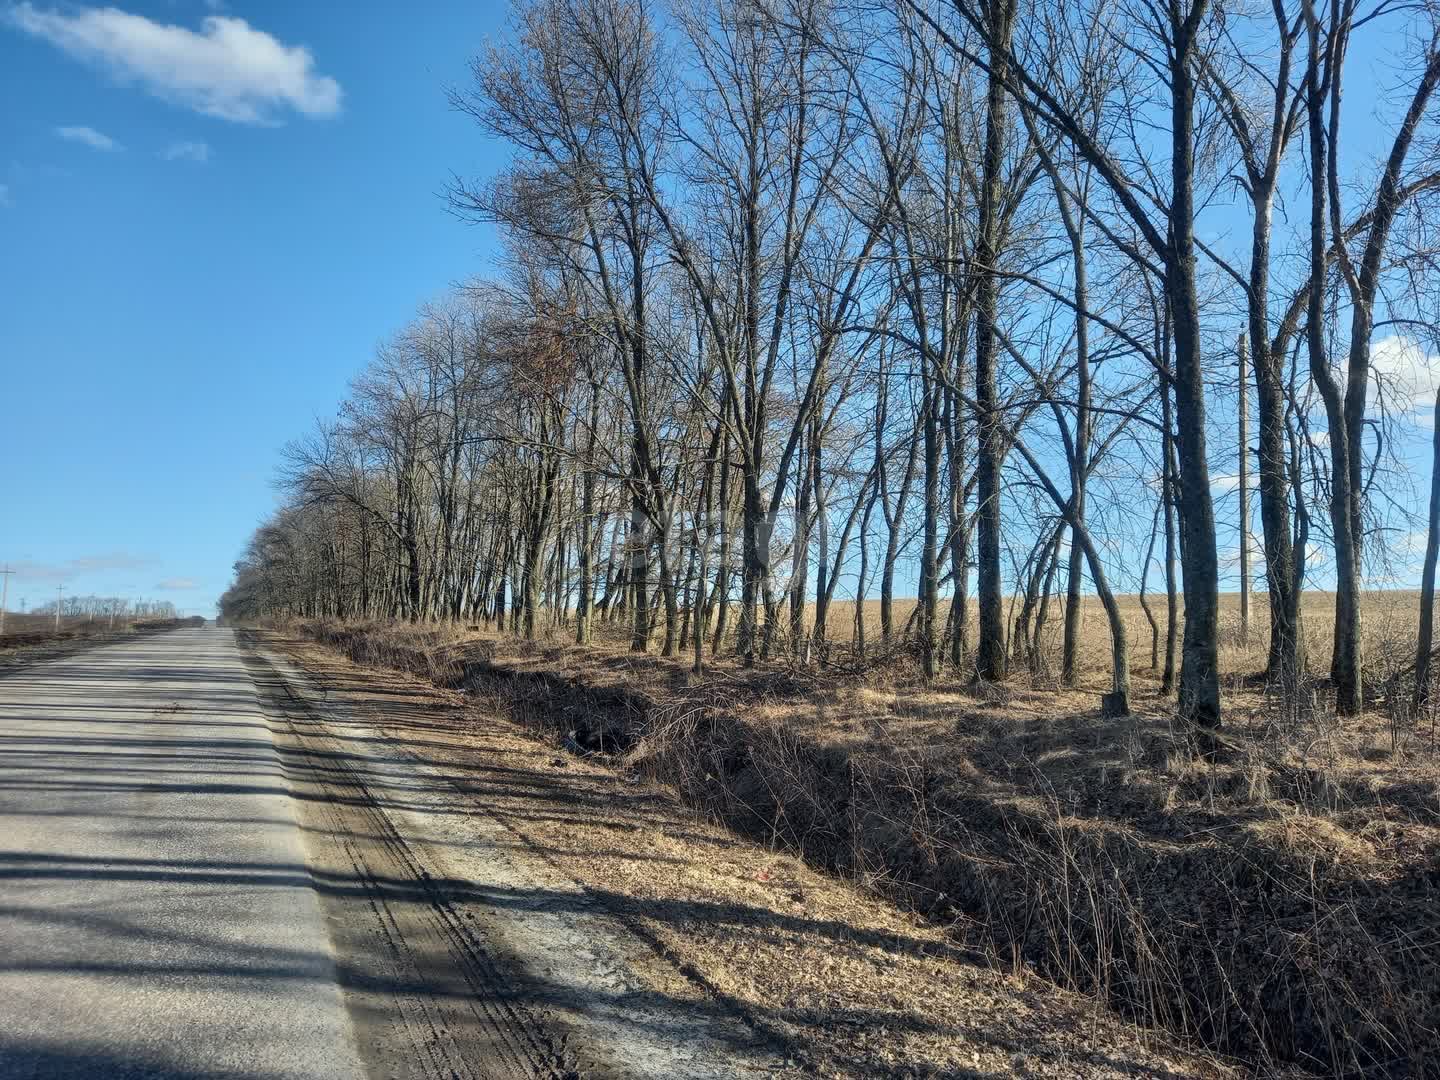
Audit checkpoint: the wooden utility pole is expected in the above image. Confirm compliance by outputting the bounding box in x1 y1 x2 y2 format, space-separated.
55 584 64 632
0 566 13 637
1238 334 1251 646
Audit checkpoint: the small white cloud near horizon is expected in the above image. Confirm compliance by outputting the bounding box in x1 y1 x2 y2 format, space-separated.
161 140 210 163
8 4 342 125
55 124 121 151
156 577 200 590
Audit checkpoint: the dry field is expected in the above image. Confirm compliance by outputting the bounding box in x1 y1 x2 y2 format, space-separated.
0 613 135 654
291 593 1440 1077
816 589 1425 687
1 613 125 634
0 614 198 668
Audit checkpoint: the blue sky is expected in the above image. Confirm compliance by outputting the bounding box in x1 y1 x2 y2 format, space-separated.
0 1 508 615
0 2 1435 616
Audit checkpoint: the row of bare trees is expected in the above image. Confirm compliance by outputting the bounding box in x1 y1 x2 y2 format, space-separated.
222 0 1440 730
29 597 179 620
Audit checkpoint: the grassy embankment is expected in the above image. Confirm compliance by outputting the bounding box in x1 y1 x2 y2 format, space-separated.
293 592 1440 1077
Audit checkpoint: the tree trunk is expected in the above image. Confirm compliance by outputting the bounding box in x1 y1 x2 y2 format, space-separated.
1168 21 1223 735
1061 196 1091 686
973 0 1015 684
810 416 831 660
920 376 942 680
739 473 764 666
1238 333 1251 649
1162 379 1179 696
1415 384 1440 712
1303 7 1361 715
577 373 601 644
711 434 733 654
628 490 651 652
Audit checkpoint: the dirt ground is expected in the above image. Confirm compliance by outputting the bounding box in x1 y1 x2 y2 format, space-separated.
254 627 1228 1080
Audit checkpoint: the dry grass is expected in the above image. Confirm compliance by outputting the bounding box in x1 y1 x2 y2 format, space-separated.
817 589 1425 684
1 613 123 636
292 594 1440 1077
267 629 1226 1079
0 614 196 666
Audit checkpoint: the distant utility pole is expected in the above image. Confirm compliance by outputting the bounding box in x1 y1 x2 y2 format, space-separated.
55 584 64 632
1238 333 1251 648
0 566 13 637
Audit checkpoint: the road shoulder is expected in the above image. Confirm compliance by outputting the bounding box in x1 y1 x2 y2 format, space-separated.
247 637 787 1080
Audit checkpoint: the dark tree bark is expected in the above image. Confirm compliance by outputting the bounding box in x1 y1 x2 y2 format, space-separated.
973 0 1016 684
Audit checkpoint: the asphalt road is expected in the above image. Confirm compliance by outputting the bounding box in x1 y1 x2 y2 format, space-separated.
0 628 367 1079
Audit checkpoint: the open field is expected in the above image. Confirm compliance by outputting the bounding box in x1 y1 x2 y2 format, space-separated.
287 594 1440 1077
1 613 131 635
0 614 203 670
801 590 1424 688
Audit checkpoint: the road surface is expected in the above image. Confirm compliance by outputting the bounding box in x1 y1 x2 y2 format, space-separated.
0 628 367 1079
0 627 781 1080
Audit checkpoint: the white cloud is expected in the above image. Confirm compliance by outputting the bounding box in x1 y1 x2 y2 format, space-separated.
1370 335 1440 410
7 553 153 583
55 124 121 151
8 4 342 125
1211 473 1242 493
155 577 199 590
161 140 210 163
